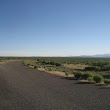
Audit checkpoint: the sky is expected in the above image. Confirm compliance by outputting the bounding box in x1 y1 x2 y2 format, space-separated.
0 0 110 56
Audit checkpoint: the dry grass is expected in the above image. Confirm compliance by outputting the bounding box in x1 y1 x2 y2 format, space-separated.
38 68 66 77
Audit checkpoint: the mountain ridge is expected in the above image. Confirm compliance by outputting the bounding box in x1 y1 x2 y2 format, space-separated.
69 54 110 58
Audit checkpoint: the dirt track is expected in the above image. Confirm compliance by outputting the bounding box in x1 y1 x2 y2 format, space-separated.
0 61 110 110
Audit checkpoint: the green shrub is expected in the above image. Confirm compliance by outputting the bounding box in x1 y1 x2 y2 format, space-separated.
104 79 110 85
81 72 93 80
74 72 82 79
47 67 56 71
85 66 101 71
55 63 62 66
101 66 110 71
93 74 104 83
94 66 101 71
87 77 93 82
49 62 56 65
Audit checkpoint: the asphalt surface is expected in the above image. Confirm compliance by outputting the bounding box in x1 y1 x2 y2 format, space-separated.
0 61 110 110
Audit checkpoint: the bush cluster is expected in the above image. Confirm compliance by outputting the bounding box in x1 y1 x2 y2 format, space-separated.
81 72 93 80
85 62 110 71
42 61 62 66
74 72 82 79
74 71 105 83
85 66 101 71
93 74 104 83
87 77 93 82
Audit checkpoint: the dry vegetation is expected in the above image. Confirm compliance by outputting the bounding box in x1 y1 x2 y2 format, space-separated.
64 64 88 70
23 57 110 87
0 57 110 87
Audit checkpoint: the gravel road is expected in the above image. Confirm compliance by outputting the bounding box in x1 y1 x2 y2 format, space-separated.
0 61 110 110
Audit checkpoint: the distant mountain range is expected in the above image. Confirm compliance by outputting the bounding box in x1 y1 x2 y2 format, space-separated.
70 54 110 58
92 54 110 58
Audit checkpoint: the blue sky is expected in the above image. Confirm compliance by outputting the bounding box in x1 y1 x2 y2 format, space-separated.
0 0 110 56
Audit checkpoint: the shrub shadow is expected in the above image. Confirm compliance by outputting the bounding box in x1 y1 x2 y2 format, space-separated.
75 81 95 84
99 86 110 89
95 83 105 87
60 77 77 80
103 74 110 79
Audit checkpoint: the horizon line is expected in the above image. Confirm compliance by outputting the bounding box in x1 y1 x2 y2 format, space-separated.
0 53 110 58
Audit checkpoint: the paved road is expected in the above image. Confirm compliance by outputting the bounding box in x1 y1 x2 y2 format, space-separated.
0 61 110 110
